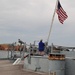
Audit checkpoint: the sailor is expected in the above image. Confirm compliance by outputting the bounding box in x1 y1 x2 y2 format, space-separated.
38 39 45 55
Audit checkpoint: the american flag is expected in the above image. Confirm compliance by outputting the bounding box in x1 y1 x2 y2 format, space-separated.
56 0 68 24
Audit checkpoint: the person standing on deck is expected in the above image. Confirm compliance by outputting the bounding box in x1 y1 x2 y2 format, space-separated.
38 39 45 55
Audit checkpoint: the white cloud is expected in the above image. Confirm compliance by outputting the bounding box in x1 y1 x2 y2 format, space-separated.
0 0 75 47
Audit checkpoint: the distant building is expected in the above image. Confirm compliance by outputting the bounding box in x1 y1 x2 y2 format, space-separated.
0 44 9 50
0 44 20 51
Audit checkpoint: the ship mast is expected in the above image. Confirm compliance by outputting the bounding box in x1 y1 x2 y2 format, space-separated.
47 0 59 44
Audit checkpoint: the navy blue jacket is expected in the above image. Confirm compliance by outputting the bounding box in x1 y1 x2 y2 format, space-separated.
38 41 45 51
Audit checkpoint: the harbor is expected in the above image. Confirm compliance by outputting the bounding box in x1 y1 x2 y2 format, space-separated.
0 42 75 75
0 0 74 75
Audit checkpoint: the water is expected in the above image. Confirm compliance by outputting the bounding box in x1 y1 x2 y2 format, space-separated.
0 50 21 59
0 50 9 59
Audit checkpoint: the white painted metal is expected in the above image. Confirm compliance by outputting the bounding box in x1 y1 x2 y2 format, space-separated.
65 58 75 75
49 60 65 75
13 58 21 65
24 55 49 72
24 55 65 75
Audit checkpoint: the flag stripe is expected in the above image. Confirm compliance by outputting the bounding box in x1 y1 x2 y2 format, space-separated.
60 8 68 18
57 9 67 20
56 0 68 24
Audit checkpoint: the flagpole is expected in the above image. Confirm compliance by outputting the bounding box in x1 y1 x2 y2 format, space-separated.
47 0 59 44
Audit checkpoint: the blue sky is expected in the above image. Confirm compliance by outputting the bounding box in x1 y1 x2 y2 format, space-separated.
0 0 75 46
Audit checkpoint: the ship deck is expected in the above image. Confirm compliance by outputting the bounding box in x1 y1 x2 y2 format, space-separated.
0 60 47 75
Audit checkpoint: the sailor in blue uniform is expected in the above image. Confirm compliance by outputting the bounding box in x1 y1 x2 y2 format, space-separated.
38 39 45 55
